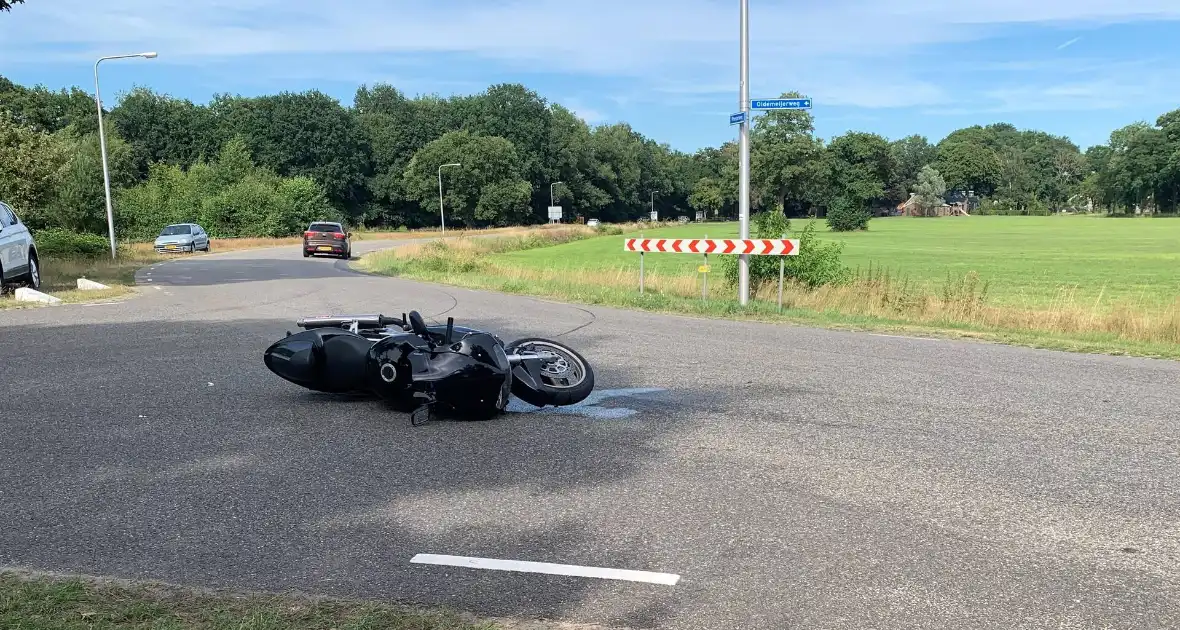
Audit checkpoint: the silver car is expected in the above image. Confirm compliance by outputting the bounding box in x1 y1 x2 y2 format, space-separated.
0 200 41 291
154 223 210 254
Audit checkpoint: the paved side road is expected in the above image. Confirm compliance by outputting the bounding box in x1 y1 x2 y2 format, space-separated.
2 242 1179 629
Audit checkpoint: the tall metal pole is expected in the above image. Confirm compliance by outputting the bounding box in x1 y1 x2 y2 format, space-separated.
94 52 157 259
438 162 460 233
738 0 751 305
95 61 116 259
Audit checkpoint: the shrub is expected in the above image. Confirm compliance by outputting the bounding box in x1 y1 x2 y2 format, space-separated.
826 196 871 231
720 210 851 290
31 228 111 257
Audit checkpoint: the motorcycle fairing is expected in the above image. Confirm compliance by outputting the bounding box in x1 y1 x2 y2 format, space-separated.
263 328 373 394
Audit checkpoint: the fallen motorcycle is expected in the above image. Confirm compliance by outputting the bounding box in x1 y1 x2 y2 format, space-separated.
262 310 594 423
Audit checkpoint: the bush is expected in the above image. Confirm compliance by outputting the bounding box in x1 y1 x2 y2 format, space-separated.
113 139 337 240
31 228 110 257
720 210 851 290
826 196 871 231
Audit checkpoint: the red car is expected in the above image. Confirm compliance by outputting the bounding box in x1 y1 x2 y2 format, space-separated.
302 221 351 259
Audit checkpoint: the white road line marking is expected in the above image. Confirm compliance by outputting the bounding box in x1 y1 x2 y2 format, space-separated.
409 554 680 585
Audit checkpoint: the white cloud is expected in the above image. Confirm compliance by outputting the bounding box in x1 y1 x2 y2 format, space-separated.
559 100 608 124
2 0 1179 111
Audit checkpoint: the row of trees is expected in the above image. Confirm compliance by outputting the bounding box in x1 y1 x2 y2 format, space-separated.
2 74 1178 240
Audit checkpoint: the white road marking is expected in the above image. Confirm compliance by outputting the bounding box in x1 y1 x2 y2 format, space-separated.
409 554 680 585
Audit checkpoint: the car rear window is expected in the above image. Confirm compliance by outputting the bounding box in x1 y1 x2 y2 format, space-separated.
308 223 341 232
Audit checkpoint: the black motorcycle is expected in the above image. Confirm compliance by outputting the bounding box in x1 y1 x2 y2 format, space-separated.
263 310 594 423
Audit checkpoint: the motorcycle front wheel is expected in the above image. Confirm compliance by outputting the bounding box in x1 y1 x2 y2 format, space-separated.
505 337 594 407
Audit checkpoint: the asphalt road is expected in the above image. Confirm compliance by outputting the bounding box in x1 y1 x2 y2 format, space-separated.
3 240 1179 629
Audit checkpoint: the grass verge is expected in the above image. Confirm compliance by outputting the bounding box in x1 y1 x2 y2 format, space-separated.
0 225 531 310
0 569 500 630
358 227 1180 360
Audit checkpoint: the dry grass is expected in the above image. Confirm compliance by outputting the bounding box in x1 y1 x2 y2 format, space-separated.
1 224 538 308
361 224 1180 354
117 225 527 256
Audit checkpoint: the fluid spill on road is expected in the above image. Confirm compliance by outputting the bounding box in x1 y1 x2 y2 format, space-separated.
506 387 666 419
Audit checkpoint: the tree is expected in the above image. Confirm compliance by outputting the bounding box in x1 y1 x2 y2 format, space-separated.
0 110 69 214
913 165 946 216
934 139 1001 196
402 130 532 227
688 177 725 218
827 131 895 214
41 129 137 233
110 87 219 177
544 104 611 218
750 91 827 216
0 78 96 135
890 134 936 204
0 0 25 12
209 90 371 214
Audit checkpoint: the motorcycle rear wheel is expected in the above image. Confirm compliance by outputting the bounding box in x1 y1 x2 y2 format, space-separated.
505 337 594 407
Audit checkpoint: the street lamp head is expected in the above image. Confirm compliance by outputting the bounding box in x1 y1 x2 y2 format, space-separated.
140 52 158 58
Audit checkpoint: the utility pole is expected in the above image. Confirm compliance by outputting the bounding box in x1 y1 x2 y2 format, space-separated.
737 0 751 305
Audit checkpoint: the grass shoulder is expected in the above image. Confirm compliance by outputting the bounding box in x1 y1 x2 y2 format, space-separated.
0 569 502 630
357 221 1180 361
0 226 512 310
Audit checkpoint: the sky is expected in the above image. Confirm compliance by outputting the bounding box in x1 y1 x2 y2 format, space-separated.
2 0 1179 153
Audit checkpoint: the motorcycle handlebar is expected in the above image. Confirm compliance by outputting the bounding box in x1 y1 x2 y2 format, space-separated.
296 314 406 330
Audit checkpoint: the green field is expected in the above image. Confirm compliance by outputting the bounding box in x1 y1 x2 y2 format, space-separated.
497 216 1180 309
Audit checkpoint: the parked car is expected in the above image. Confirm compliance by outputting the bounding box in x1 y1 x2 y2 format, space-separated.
154 223 210 253
0 200 41 291
303 221 351 259
586 218 600 227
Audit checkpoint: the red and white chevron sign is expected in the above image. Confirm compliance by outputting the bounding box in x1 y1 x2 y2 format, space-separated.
624 238 799 256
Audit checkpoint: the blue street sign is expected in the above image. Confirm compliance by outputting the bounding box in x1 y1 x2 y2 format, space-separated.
751 98 813 110
729 112 746 125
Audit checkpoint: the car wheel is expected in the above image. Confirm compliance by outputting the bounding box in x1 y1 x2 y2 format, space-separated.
303 249 310 258
25 253 40 289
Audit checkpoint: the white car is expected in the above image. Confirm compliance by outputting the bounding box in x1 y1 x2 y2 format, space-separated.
586 219 600 227
154 223 210 253
0 200 41 291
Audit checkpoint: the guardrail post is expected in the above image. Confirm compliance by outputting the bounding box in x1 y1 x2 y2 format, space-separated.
777 232 785 312
639 232 645 294
702 233 708 300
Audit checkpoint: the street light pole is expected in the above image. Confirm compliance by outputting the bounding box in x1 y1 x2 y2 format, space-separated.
651 190 659 219
738 0 751 305
437 163 460 233
94 52 157 259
